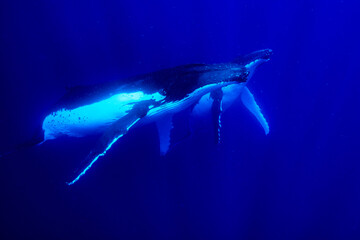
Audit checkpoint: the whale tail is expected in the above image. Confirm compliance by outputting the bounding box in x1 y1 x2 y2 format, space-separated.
0 125 45 158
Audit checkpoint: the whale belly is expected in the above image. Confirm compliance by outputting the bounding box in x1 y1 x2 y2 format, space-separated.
43 101 132 139
42 91 165 140
143 82 233 124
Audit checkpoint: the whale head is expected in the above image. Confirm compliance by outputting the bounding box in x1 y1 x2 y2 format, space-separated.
233 49 273 80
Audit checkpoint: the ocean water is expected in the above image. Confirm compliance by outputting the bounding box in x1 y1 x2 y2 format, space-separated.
0 0 359 239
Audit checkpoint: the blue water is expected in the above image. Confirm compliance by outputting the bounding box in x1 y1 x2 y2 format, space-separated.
1 0 359 239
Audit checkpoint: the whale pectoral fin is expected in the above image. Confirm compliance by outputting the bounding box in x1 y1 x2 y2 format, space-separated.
189 93 212 137
192 93 213 117
241 87 269 135
210 88 224 144
156 115 174 156
221 83 244 111
191 89 224 144
66 102 150 185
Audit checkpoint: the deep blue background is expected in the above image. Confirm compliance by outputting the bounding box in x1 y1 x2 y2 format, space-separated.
1 0 360 239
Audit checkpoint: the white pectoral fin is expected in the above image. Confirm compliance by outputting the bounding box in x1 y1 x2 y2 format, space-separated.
191 89 224 144
221 83 244 111
210 88 223 144
66 102 149 185
241 87 269 135
156 115 174 156
192 92 212 117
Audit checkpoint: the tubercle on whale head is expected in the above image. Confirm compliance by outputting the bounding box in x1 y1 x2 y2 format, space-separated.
252 48 273 61
198 63 249 86
234 49 273 64
219 64 249 84
206 49 273 84
240 49 273 81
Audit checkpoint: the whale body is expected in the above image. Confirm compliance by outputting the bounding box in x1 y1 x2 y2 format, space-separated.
37 49 273 185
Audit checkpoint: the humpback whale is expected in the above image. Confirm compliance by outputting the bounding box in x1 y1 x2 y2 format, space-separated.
24 49 273 185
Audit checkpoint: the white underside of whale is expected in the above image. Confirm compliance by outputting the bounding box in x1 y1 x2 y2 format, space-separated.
42 91 165 140
192 83 269 135
42 82 233 141
42 80 268 185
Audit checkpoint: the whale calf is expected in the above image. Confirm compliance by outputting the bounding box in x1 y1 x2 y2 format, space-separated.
22 49 273 185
